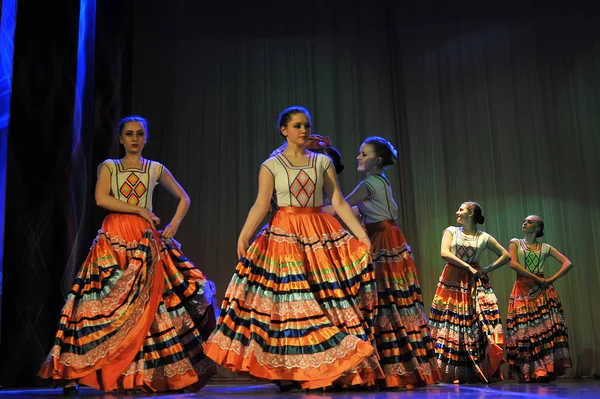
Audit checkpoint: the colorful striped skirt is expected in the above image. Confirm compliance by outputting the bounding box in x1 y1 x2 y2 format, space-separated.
506 274 571 382
428 263 504 383
366 220 440 388
38 213 218 392
203 206 383 389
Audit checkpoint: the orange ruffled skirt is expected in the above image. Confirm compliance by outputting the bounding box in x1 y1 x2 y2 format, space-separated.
38 213 218 392
429 263 504 383
506 274 571 382
204 207 383 389
366 220 441 388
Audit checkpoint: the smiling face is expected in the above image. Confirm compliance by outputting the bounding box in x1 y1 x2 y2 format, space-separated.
456 203 472 225
356 143 380 174
280 112 311 146
119 121 147 154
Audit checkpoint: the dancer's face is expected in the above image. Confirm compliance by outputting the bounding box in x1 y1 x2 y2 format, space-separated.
522 215 541 234
280 113 310 146
120 121 147 154
356 143 380 174
456 203 472 225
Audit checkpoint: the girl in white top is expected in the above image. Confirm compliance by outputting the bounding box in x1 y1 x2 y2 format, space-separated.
204 106 384 391
38 116 217 393
428 201 510 383
506 215 573 382
325 136 441 388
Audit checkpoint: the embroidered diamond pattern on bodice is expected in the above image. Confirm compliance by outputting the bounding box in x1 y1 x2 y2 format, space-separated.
457 242 476 262
119 173 147 206
290 170 315 207
525 250 540 272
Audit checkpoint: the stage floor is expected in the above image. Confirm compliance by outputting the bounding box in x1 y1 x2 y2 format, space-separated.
1 380 599 398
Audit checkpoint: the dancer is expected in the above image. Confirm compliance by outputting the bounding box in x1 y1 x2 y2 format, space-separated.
324 136 441 388
38 116 218 393
266 133 344 214
506 215 573 382
429 202 510 383
204 106 383 390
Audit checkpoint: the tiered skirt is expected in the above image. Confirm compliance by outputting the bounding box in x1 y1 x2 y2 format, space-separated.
204 207 383 389
506 275 571 382
38 213 218 392
366 220 441 388
429 263 504 383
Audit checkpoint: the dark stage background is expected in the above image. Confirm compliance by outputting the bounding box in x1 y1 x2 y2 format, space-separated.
1 0 599 388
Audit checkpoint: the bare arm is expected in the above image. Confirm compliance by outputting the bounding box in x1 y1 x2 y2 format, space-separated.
95 163 159 225
546 246 573 284
158 166 190 239
323 166 371 251
508 240 544 283
440 229 479 275
344 184 371 207
237 167 274 258
323 183 370 216
481 235 510 273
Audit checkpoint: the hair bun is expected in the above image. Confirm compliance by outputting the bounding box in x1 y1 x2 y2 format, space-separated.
364 136 398 167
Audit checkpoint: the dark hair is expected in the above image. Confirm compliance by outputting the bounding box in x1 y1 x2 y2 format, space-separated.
275 133 344 174
363 136 398 167
531 215 545 238
324 147 344 174
118 115 148 138
464 201 485 225
277 106 311 138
